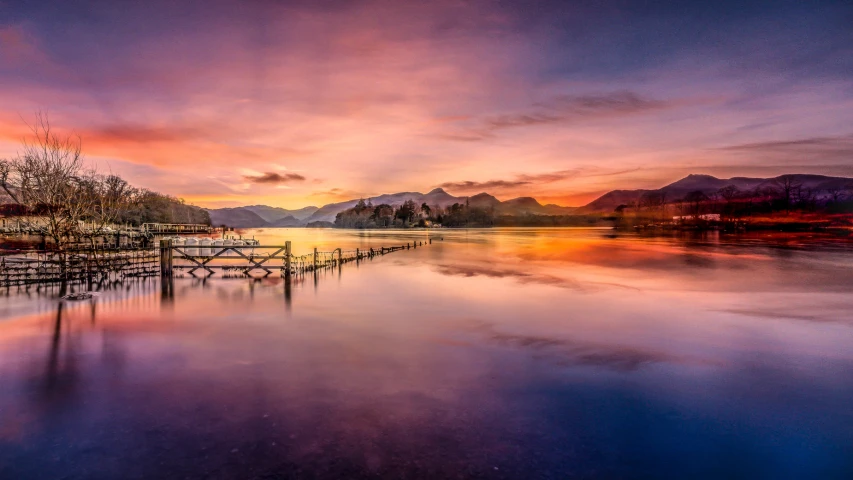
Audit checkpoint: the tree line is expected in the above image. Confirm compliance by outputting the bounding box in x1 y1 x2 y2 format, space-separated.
334 198 500 228
333 198 610 228
0 114 210 248
617 176 853 224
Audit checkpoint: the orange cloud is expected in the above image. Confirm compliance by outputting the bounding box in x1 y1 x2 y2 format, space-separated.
1 1 852 210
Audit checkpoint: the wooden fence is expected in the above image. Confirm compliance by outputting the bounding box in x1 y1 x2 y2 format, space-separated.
161 238 433 277
0 238 435 286
0 247 159 287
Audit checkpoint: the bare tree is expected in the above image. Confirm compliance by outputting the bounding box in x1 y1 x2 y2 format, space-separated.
684 191 708 218
0 113 90 247
639 191 668 221
826 185 847 204
773 175 802 215
80 173 137 248
718 185 740 219
794 187 817 212
719 185 739 203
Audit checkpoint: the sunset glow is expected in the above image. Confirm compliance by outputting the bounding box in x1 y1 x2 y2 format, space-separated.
1 1 852 208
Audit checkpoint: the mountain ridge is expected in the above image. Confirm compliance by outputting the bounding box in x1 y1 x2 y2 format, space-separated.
206 173 853 227
576 173 853 213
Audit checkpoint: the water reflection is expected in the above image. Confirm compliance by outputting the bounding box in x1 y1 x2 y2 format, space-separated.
1 229 853 478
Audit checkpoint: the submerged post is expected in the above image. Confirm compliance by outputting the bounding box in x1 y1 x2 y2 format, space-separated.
313 247 318 270
284 241 292 277
159 239 172 278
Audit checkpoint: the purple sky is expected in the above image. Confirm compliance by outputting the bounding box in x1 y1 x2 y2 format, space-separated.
1 0 852 207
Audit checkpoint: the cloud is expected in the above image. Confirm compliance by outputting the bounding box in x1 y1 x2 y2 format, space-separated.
243 172 306 184
438 167 644 194
438 179 532 191
308 188 365 200
439 92 677 141
434 263 587 290
2 1 852 208
716 134 853 163
0 25 41 63
499 92 669 128
85 125 207 143
470 324 692 372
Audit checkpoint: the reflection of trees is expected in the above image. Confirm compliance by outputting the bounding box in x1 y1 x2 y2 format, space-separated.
40 297 82 407
37 282 137 406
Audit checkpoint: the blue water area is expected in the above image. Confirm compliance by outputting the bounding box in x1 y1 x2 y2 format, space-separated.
1 229 852 479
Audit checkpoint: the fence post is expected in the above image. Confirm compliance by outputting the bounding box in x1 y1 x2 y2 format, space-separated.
313 247 318 270
284 241 292 277
337 248 342 265
160 239 172 278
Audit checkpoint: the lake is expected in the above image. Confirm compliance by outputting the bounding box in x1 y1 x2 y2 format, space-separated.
1 228 852 479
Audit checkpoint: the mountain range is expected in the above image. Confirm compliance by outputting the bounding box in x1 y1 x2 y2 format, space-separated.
206 174 853 227
575 173 853 213
208 189 576 227
208 205 319 228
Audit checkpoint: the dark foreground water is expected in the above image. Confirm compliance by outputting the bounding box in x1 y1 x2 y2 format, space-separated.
1 228 853 479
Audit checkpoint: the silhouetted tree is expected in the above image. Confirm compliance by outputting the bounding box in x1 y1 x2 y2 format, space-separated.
685 191 708 218
394 199 417 225
774 175 802 214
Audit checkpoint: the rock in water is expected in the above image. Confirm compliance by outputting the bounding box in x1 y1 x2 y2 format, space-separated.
62 292 93 300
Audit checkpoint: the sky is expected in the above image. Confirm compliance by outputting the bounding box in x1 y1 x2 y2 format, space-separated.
1 0 852 208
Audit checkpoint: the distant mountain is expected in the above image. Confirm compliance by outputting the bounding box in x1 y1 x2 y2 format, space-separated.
302 188 463 223
207 205 319 228
206 173 853 227
243 205 318 222
577 174 853 213
497 197 577 216
208 207 269 228
468 192 501 209
576 189 652 214
207 187 581 228
267 215 302 227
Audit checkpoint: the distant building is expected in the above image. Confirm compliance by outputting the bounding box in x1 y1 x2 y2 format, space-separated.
672 214 721 222
0 204 51 232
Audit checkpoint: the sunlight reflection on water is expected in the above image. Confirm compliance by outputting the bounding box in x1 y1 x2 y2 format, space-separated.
1 228 852 478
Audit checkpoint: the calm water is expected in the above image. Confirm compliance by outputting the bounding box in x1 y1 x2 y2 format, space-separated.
1 228 853 479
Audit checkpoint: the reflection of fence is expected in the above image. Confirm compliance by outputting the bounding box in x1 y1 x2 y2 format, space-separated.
0 248 159 287
161 239 433 277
